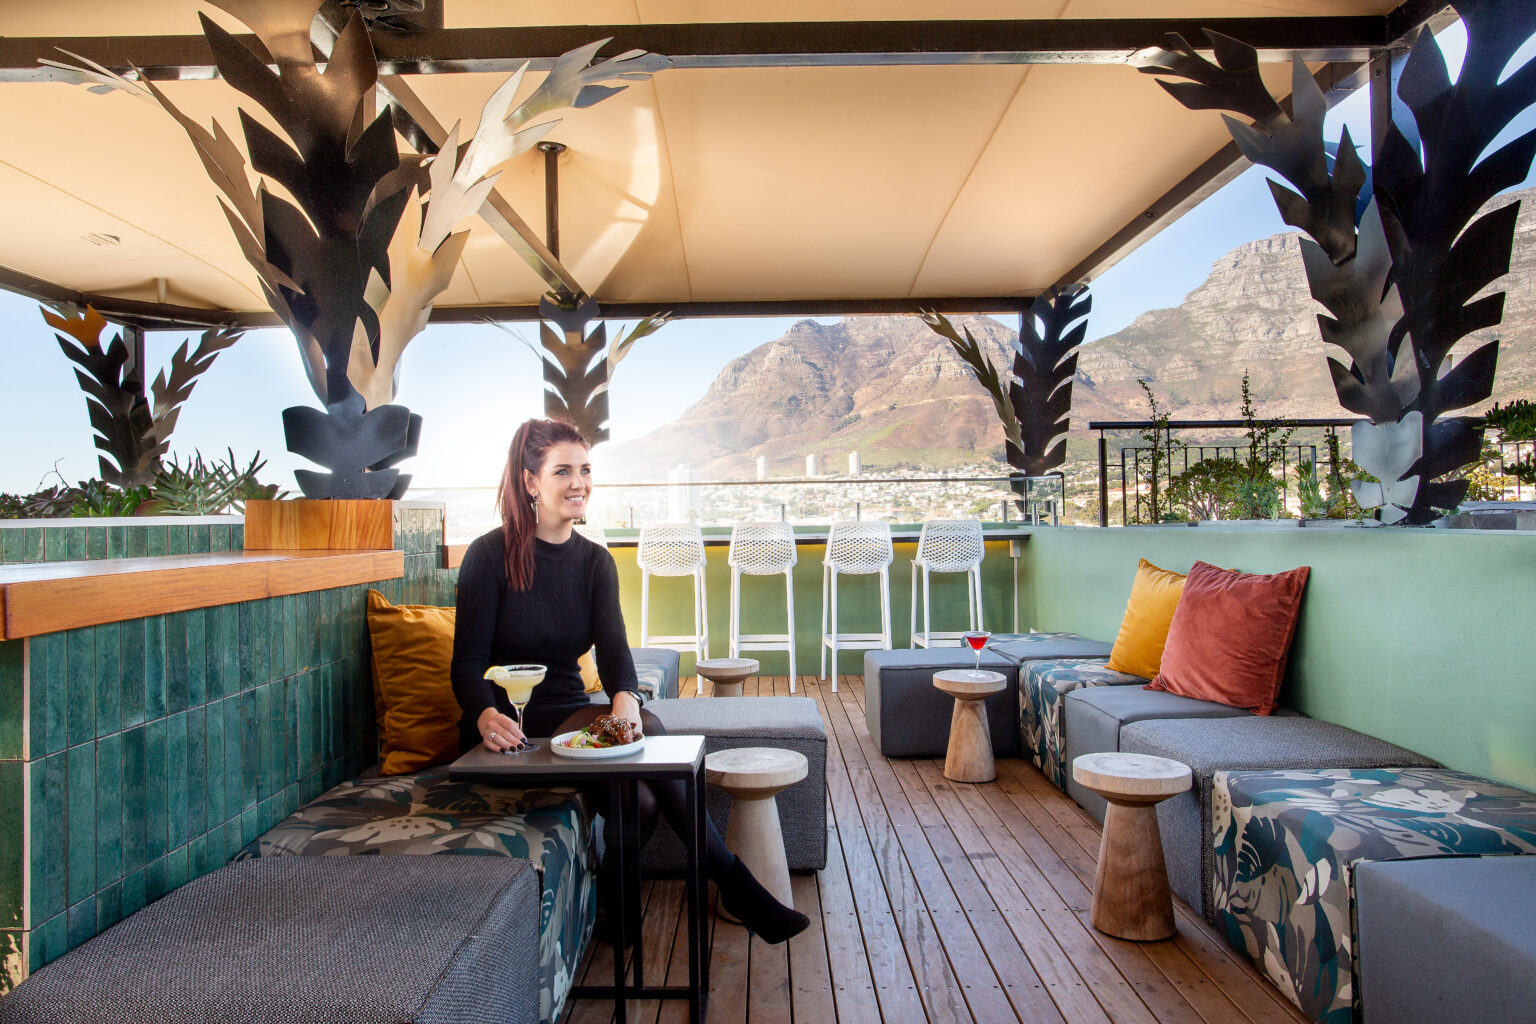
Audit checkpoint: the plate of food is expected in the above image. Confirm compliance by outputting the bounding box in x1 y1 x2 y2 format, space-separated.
551 714 646 759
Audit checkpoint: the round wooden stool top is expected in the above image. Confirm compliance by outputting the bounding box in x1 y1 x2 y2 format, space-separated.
706 747 808 793
696 657 758 697
1072 752 1191 801
933 668 1007 699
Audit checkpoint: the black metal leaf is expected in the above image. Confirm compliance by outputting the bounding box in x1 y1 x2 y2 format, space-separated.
1432 339 1500 414
1136 32 1283 124
282 392 416 498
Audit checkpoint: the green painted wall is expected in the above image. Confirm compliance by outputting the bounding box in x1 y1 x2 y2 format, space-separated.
1017 524 1536 792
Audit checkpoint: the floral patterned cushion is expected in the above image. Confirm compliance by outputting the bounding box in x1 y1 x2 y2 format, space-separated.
236 768 596 1024
1212 768 1536 1024
1019 658 1146 789
635 662 667 702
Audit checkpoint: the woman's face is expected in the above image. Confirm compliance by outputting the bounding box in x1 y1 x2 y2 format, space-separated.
525 441 592 524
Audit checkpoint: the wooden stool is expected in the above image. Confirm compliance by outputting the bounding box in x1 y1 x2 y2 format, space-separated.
695 657 758 697
933 669 1007 783
705 746 807 920
1071 752 1192 941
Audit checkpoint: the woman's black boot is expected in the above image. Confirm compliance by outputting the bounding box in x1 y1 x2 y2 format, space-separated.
716 856 809 944
593 855 641 947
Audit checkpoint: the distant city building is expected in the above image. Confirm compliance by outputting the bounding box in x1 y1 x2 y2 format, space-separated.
757 456 768 481
848 451 861 476
805 454 818 477
667 462 699 519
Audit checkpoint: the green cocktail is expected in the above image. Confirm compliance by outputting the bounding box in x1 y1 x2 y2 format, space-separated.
483 664 546 753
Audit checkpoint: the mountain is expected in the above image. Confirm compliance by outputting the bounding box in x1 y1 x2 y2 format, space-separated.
602 188 1536 482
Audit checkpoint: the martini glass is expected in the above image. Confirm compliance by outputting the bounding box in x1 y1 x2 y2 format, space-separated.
483 664 546 753
962 630 991 677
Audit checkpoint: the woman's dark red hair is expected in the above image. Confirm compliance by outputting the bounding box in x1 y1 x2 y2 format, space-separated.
497 418 590 590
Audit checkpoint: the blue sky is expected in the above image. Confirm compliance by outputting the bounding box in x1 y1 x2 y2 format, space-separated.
7 20 1526 495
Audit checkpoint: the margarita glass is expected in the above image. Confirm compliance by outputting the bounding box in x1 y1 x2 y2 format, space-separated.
483 664 546 753
962 630 991 676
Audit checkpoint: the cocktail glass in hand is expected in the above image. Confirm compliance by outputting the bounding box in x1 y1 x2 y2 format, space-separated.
483 664 546 753
962 631 991 677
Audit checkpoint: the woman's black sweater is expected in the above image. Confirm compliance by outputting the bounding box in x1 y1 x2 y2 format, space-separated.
450 526 640 752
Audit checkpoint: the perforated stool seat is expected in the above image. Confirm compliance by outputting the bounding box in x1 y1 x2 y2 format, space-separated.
728 521 799 691
910 518 985 648
574 522 607 547
637 522 708 662
820 521 893 691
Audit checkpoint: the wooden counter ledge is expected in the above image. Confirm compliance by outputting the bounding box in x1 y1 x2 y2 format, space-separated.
0 549 403 640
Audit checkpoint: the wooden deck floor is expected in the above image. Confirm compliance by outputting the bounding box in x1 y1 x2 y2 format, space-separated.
564 674 1308 1024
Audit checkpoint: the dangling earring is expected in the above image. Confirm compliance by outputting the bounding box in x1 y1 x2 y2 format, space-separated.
530 494 540 525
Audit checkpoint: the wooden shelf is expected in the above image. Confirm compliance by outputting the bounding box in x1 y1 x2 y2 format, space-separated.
0 549 403 639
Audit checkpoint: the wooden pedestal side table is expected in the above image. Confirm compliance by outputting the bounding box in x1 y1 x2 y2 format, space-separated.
705 747 808 920
933 669 1007 783
1071 752 1193 941
695 657 758 697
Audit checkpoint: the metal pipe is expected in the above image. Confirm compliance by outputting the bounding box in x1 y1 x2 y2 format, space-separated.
538 141 567 260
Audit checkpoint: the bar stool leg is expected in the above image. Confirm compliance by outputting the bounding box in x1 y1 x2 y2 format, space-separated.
921 565 932 649
784 569 797 693
695 566 708 661
909 567 918 648
640 569 652 648
729 566 741 659
820 563 829 681
972 565 984 632
880 566 892 651
828 569 840 692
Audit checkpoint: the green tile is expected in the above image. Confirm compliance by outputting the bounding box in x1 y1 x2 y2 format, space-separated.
0 763 22 929
166 526 188 556
249 600 270 687
223 699 244 815
268 597 287 683
2 528 43 563
119 868 144 919
144 616 167 721
204 604 227 701
163 845 187 894
94 732 122 887
34 912 66 967
65 529 87 561
105 526 127 559
28 754 65 922
165 613 188 716
65 743 95 907
0 642 23 759
240 807 258 848
26 639 48 761
120 728 145 875
65 630 94 747
94 881 121 934
183 610 206 709
125 526 147 559
93 624 120 739
29 634 62 754
254 684 273 801
239 690 259 810
282 678 299 788
187 834 208 880
221 605 240 695
119 619 145 729
146 527 168 558
167 712 188 850
143 856 168 904
307 591 323 671
185 706 206 839
237 602 254 688
43 528 66 561
85 527 106 560
204 700 226 829
188 524 210 554
211 524 237 552
65 896 95 951
144 718 168 861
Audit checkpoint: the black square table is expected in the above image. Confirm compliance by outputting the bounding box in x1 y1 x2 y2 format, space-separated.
450 735 709 1024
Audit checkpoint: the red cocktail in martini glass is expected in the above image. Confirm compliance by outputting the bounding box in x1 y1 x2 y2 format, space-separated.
962 630 991 676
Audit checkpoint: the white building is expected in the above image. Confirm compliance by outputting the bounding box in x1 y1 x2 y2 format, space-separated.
848 451 862 476
805 454 819 477
667 463 699 519
756 456 768 481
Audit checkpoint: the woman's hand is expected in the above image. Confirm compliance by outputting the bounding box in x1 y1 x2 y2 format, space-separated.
478 706 526 752
612 690 643 731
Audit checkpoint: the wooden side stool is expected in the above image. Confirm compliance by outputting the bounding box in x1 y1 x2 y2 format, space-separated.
705 746 808 919
933 668 1007 783
1071 751 1192 941
695 657 758 698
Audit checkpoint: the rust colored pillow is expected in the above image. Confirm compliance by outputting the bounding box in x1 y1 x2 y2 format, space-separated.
1147 561 1310 715
366 589 462 775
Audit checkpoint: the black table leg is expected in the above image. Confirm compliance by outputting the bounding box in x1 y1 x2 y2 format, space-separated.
627 777 644 993
686 761 707 1023
609 778 628 1024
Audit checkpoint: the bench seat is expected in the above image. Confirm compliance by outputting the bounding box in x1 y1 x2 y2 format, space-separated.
1018 657 1145 790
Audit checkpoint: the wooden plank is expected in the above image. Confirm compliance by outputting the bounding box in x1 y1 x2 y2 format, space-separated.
243 498 394 550
816 818 903 1024
787 873 837 1024
0 550 402 639
444 542 468 569
711 892 752 1024
749 932 793 1024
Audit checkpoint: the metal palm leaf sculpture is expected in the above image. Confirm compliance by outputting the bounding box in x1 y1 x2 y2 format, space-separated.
921 285 1089 487
1138 0 1535 523
43 304 241 488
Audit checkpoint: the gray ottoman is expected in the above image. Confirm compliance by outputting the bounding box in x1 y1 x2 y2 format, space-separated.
1062 687 1251 823
864 634 1112 757
0 857 540 1024
644 696 828 872
1119 716 1438 920
1357 856 1536 1024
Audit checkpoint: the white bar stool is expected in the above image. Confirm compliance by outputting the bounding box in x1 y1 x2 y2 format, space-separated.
820 520 893 690
910 518 986 648
637 522 708 662
728 522 799 692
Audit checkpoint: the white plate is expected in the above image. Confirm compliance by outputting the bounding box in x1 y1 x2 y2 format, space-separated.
550 730 646 759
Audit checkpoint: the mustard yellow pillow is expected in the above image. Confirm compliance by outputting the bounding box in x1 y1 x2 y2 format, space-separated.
365 589 462 775
579 648 603 693
1105 559 1187 679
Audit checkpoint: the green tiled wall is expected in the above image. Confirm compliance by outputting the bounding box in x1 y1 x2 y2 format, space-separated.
0 519 243 566
0 506 456 991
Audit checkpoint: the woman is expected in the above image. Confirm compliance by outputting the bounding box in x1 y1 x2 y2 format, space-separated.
450 418 808 945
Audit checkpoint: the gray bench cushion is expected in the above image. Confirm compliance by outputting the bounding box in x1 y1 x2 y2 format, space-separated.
0 857 539 1024
1358 856 1536 1024
1119 716 1438 920
864 647 1021 757
1063 686 1251 823
644 696 827 871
